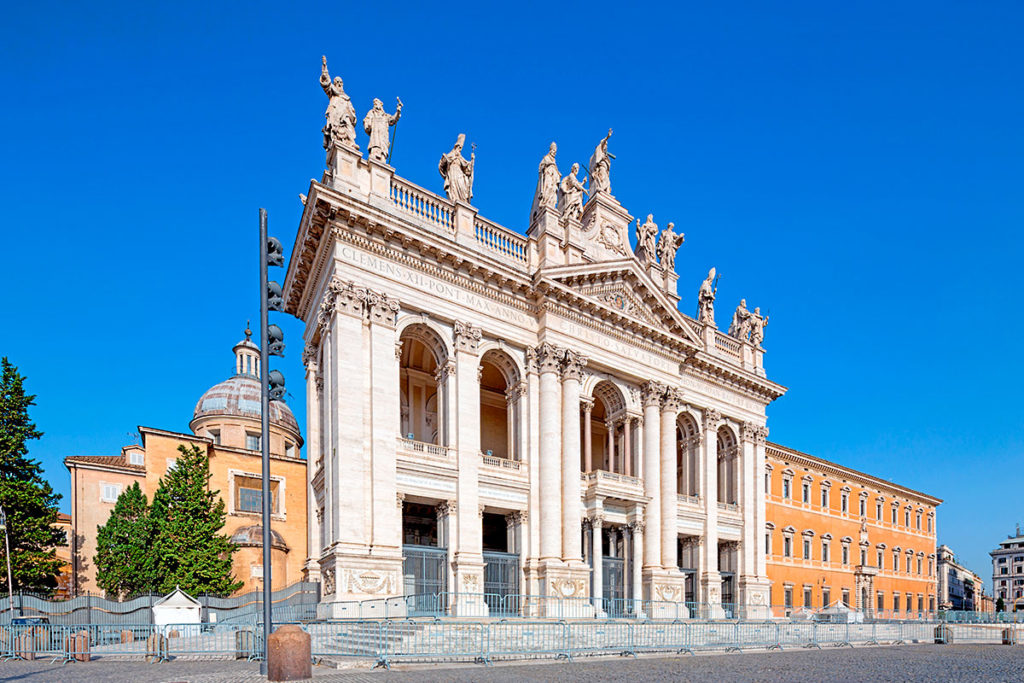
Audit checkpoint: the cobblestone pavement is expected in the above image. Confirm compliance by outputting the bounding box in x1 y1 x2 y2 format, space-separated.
2 645 1023 682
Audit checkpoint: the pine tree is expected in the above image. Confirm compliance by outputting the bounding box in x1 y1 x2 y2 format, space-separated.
0 358 64 594
93 482 155 598
149 444 242 596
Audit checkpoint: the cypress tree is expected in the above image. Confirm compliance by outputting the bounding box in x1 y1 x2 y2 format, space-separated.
93 482 155 598
0 357 64 594
149 444 242 595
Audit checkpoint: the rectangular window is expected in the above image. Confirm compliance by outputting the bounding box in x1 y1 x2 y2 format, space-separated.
782 479 791 499
822 587 831 607
917 595 924 613
929 596 935 612
894 552 900 572
765 533 771 556
841 493 848 513
234 475 279 514
859 498 866 517
877 592 885 612
128 451 144 466
917 557 922 575
842 589 850 607
208 429 221 445
892 507 898 524
860 548 867 566
876 501 883 520
784 587 793 609
821 541 830 563
821 489 829 508
877 549 884 568
100 483 122 503
764 472 770 494
894 594 900 613
783 537 792 558
802 483 810 504
842 545 849 565
804 587 813 607
916 512 922 530
245 433 261 451
803 539 812 560
927 516 933 533
905 509 910 527
285 442 296 459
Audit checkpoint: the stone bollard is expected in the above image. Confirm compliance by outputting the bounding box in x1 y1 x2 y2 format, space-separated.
1003 628 1018 645
145 632 168 663
120 629 134 644
168 629 180 639
65 630 91 662
235 628 255 660
16 631 36 660
267 624 312 682
934 625 953 644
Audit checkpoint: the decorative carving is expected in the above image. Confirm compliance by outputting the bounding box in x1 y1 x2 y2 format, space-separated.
525 346 538 374
302 343 319 369
751 592 766 605
640 380 666 407
560 349 588 381
741 421 760 444
363 97 402 163
697 267 718 326
661 387 685 412
394 340 404 361
588 511 605 528
531 142 560 222
320 56 357 151
321 567 336 595
656 584 681 602
506 510 527 527
749 307 769 347
461 573 481 592
702 408 722 431
728 299 752 340
635 214 658 265
453 320 482 353
596 222 628 256
532 343 564 374
628 519 645 534
580 397 594 413
315 375 324 392
754 425 769 445
553 578 587 598
436 500 456 518
557 163 588 221
363 290 400 327
434 359 456 383
342 569 397 595
396 492 405 509
588 128 613 195
438 133 475 204
655 222 684 270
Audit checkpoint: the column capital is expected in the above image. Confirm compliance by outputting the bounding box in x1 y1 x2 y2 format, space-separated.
394 340 404 361
453 320 482 353
434 359 457 383
506 382 528 402
531 342 564 374
302 343 319 372
740 421 760 444
702 407 723 431
560 349 588 381
755 425 769 444
640 380 666 407
661 387 685 413
588 512 605 528
396 492 405 509
436 500 456 518
580 396 595 413
363 289 401 328
506 510 528 527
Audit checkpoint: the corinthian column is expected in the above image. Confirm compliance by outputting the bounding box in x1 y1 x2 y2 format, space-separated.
561 349 587 562
660 389 684 569
701 408 722 606
535 343 563 561
641 381 664 569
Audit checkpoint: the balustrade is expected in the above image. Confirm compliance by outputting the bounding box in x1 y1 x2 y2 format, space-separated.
389 177 454 233
397 436 451 458
474 217 528 267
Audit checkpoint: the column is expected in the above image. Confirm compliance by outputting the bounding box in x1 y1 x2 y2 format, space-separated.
582 398 594 472
739 423 758 582
561 349 587 562
536 344 563 561
629 510 644 607
700 408 722 607
367 293 402 556
641 381 664 569
660 390 683 569
302 346 322 579
606 421 616 472
623 417 633 477
754 426 769 577
590 512 605 613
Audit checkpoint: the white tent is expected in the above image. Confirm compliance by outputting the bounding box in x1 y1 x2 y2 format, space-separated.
815 600 864 624
152 586 202 635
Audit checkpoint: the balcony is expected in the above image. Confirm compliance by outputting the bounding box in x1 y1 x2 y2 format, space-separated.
583 469 646 502
396 436 452 459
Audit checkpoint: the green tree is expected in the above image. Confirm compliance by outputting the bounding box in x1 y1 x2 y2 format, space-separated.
149 444 242 595
0 358 64 594
93 482 155 598
996 597 1005 613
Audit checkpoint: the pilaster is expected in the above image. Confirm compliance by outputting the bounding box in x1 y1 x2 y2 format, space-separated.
560 349 587 564
303 346 322 581
700 408 723 613
660 388 684 570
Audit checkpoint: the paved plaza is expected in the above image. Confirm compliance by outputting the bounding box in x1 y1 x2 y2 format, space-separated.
2 644 1023 682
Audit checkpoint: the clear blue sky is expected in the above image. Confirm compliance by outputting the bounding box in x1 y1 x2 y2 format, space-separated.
3 2 1022 589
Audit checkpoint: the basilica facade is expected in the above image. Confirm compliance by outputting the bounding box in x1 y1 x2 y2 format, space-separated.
284 63 786 617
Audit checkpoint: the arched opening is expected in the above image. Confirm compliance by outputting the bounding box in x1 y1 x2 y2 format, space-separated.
399 324 446 445
676 413 700 497
717 427 738 505
582 381 631 474
479 350 521 460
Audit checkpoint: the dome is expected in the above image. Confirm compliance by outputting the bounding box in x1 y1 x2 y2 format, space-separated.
230 525 289 551
192 374 301 437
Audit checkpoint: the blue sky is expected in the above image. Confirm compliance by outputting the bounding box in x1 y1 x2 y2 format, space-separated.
3 2 1022 588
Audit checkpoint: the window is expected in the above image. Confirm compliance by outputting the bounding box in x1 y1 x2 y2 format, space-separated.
891 506 898 524
208 429 221 445
803 539 812 560
929 596 936 612
904 509 910 527
859 498 866 517
764 471 770 494
821 540 830 563
166 458 177 471
822 587 831 607
782 478 791 500
285 442 296 459
100 483 122 503
784 587 793 609
917 557 923 575
821 488 829 509
928 558 934 576
876 501 883 520
128 451 144 466
860 548 867 566
877 592 885 612
893 551 900 573
234 475 280 514
841 544 850 565
917 595 924 613
927 515 933 533
842 589 850 607
783 536 792 558
840 492 849 513
916 511 922 530
877 548 884 568
765 533 771 555
894 594 900 613
802 482 810 504
804 587 813 607
245 433 261 451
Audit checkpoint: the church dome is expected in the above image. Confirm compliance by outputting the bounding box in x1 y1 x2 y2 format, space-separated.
190 327 302 442
230 525 289 551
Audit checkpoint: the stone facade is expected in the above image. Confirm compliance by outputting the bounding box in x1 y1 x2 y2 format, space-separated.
765 443 941 617
283 65 787 618
991 526 1024 610
936 544 983 611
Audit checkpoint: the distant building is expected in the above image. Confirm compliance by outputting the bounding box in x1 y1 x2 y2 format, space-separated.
991 525 1024 611
936 544 983 611
765 443 941 617
52 512 73 599
64 331 309 596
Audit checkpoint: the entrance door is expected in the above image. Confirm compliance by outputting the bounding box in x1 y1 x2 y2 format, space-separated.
403 545 447 615
603 557 625 617
483 550 520 615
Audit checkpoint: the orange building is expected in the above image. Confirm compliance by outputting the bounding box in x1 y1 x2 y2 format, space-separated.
64 331 309 597
765 442 941 618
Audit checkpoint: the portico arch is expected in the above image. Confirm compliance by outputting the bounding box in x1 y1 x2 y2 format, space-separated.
479 348 522 460
399 323 449 445
676 413 700 497
583 380 631 474
717 426 739 505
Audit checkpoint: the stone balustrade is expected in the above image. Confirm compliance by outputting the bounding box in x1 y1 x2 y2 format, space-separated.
389 176 454 234
474 217 529 267
396 436 451 458
480 452 525 472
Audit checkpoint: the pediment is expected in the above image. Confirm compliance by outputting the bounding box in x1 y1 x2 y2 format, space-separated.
540 259 704 349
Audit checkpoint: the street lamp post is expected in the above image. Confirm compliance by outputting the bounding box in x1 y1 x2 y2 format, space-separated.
0 505 14 618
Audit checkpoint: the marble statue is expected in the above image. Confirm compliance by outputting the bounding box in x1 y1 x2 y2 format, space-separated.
557 163 588 221
438 134 475 204
698 267 717 325
588 128 613 195
530 142 560 222
749 307 769 347
656 222 684 269
728 299 752 340
363 97 402 162
320 56 357 150
635 214 658 264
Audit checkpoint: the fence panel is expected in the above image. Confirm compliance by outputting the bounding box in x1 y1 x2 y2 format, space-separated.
631 622 691 653
735 621 779 650
688 621 739 651
486 621 568 661
777 622 815 648
306 621 382 660
383 620 486 664
567 621 633 657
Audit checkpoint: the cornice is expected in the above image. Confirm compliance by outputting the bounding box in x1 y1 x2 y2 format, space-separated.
683 353 787 405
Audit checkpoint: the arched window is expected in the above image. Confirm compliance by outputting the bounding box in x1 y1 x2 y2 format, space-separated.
717 426 738 505
677 413 700 497
399 324 447 445
479 349 521 460
584 380 628 474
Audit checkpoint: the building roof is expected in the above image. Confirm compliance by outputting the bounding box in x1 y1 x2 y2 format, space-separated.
64 454 145 473
192 374 301 439
767 441 942 505
230 524 289 550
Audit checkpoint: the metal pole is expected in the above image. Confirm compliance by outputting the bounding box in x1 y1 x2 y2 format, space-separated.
0 506 13 617
259 208 273 669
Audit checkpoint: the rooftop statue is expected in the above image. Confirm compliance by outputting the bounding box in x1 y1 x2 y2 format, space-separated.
749 307 769 347
363 97 402 163
588 128 614 195
557 163 588 221
635 214 658 265
728 299 752 340
530 142 560 222
656 222 684 270
698 267 718 325
320 56 357 150
438 134 475 204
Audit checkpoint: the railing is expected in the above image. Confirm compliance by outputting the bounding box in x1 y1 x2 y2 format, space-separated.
396 436 451 458
717 502 740 512
480 452 524 471
474 216 529 267
714 331 742 359
585 470 642 487
389 176 454 233
678 493 701 506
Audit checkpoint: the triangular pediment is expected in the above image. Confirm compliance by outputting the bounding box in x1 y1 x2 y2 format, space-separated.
539 259 704 349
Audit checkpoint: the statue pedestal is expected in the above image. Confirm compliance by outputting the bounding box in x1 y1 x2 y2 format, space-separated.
661 269 680 304
643 568 688 620
453 201 479 248
528 208 566 267
538 560 594 618
326 142 364 193
366 158 394 199
580 191 634 263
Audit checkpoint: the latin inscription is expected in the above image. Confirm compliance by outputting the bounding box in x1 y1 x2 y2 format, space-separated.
679 374 763 413
556 319 676 372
